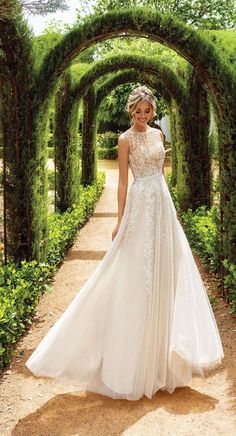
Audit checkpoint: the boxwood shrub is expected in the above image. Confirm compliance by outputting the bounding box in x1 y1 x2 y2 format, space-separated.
0 261 52 368
97 132 119 149
97 146 118 159
0 171 105 368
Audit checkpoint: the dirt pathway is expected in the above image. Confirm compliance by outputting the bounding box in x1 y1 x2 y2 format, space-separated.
0 161 235 436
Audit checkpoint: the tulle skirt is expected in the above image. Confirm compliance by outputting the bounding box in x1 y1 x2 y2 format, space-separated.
26 172 224 400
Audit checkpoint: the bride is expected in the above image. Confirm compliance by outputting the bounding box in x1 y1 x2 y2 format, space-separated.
26 86 224 401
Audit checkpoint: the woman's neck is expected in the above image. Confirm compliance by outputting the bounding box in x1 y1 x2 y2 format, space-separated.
131 124 151 133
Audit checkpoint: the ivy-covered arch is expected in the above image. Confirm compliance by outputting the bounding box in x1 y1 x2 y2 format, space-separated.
54 59 175 210
54 52 186 179
54 71 81 212
36 8 233 119
56 53 211 212
81 67 173 186
88 66 211 211
70 54 186 104
66 53 189 193
95 70 172 110
34 8 236 264
1 6 235 265
94 69 173 177
95 70 178 196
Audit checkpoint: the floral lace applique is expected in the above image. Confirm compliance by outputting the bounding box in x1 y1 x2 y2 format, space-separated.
122 179 163 319
121 129 166 319
125 129 165 180
143 182 162 319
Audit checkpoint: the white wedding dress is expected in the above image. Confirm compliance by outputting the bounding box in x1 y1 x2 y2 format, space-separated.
26 128 224 401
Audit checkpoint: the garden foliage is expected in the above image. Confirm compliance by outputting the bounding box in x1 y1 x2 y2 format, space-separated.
1 4 235 267
0 172 105 368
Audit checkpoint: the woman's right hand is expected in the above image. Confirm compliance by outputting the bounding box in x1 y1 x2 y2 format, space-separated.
112 223 120 241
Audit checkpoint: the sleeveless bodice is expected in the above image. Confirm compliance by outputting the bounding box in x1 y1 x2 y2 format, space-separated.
125 129 165 180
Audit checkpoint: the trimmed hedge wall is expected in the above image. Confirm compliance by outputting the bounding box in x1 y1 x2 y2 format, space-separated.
96 132 119 149
97 146 118 159
0 171 105 368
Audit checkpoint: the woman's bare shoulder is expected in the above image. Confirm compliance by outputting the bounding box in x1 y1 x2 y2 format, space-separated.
118 129 131 145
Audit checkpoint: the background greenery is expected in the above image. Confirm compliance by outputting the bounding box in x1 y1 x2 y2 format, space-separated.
0 0 236 370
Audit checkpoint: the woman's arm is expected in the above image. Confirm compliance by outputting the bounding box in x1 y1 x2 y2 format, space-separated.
112 134 129 240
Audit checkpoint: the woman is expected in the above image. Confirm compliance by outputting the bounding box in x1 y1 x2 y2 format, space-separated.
26 86 224 401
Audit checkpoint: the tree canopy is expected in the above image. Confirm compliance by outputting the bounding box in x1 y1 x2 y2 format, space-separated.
0 0 20 18
76 0 236 30
21 0 68 15
0 0 68 18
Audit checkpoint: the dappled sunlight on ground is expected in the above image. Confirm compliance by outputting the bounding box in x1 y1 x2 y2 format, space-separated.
0 160 235 436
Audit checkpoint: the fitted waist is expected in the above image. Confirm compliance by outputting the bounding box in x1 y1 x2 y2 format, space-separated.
133 172 163 183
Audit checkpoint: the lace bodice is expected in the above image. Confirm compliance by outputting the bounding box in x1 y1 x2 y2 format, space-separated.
124 129 165 179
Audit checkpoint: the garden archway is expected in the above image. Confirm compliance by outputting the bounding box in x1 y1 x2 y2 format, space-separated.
33 8 236 265
1 7 235 263
66 53 188 192
35 8 233 118
54 53 210 216
55 53 211 213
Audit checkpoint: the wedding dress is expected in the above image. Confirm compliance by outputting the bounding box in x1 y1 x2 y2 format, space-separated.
26 128 224 401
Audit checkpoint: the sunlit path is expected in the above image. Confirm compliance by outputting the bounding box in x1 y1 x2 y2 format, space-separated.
0 161 235 436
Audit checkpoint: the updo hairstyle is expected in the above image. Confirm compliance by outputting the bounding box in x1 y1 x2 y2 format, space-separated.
126 86 157 124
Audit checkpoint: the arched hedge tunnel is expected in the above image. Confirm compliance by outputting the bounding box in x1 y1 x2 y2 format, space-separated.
55 53 212 214
54 53 194 208
55 66 172 211
95 69 212 211
0 6 235 266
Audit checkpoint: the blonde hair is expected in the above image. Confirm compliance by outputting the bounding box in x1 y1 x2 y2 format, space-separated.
126 86 157 124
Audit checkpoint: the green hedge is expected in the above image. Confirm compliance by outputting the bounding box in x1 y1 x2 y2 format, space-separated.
97 146 118 159
47 148 54 159
1 6 235 267
96 133 119 158
223 260 236 313
180 205 220 273
0 171 105 368
0 261 52 368
47 171 105 266
97 132 119 149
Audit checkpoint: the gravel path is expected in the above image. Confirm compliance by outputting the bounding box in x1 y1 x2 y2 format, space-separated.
0 160 235 436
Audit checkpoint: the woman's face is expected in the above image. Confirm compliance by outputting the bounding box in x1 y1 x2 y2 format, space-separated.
132 100 153 129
